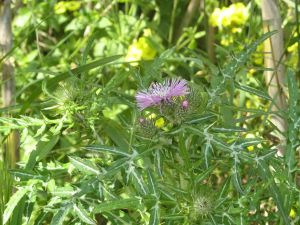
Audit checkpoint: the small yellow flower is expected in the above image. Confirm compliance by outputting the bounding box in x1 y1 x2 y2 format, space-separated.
289 208 296 219
230 3 249 26
210 3 248 31
249 68 256 75
54 2 67 14
247 145 254 152
143 29 153 37
247 145 254 151
222 7 234 27
245 133 255 151
66 1 81 11
288 42 298 53
155 118 165 128
245 100 251 109
125 43 143 65
209 8 221 28
137 37 156 60
54 1 81 14
231 27 242 34
147 113 157 120
126 36 157 65
220 36 233 46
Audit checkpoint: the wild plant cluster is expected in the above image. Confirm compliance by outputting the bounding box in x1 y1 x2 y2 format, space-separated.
0 1 299 225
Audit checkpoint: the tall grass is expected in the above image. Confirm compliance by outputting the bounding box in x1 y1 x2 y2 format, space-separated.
0 142 13 225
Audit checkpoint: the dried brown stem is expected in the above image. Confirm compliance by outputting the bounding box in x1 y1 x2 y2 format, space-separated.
261 0 287 156
0 0 19 167
174 0 202 42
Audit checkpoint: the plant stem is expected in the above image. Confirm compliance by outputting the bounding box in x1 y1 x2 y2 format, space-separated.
261 0 287 156
295 0 300 74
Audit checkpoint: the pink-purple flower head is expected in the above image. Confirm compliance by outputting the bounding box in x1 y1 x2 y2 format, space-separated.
136 78 189 110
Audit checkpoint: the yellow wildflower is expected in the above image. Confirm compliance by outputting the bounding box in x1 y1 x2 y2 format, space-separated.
155 118 165 129
54 1 81 14
143 28 153 37
147 113 157 120
65 1 81 11
289 208 296 219
230 3 249 26
231 27 242 34
126 36 157 64
137 37 157 60
126 43 143 64
288 42 298 53
210 3 248 46
54 2 67 14
220 36 233 46
210 3 249 30
245 133 255 151
210 8 223 28
249 68 256 75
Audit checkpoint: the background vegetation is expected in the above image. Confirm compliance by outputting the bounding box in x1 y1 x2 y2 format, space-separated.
0 0 299 224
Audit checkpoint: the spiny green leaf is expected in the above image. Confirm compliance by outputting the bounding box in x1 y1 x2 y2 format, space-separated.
84 145 131 157
147 169 157 196
93 198 142 213
69 156 100 175
286 69 298 172
195 165 216 183
26 134 59 170
154 150 163 177
210 30 277 104
127 165 148 195
9 169 44 180
51 187 76 198
149 204 160 225
235 82 272 100
3 188 29 224
185 112 216 125
160 215 185 220
257 160 290 225
222 30 277 79
102 119 129 150
102 158 129 178
204 140 213 168
27 205 47 225
211 126 247 133
50 205 71 225
73 202 96 225
209 214 218 225
231 164 244 195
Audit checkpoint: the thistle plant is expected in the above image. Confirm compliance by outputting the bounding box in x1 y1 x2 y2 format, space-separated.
136 78 207 127
0 1 299 224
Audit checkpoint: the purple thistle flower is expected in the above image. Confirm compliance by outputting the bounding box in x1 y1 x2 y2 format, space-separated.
136 78 189 110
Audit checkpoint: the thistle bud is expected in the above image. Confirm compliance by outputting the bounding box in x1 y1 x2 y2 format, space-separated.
190 194 214 222
182 100 189 109
136 117 157 138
